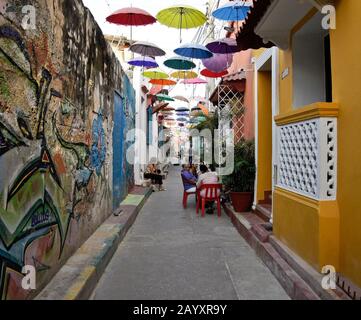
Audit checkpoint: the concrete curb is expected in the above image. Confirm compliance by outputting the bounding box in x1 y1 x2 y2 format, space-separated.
223 203 320 300
36 187 152 300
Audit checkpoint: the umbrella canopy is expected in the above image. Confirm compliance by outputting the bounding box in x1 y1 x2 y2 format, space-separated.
156 6 207 43
170 70 198 80
212 1 250 21
176 107 190 112
164 56 196 70
202 53 233 73
129 41 166 56
201 68 228 78
106 8 156 40
163 106 176 111
172 96 189 103
156 94 175 102
128 56 158 68
206 38 239 54
149 79 177 86
143 68 169 79
174 43 213 60
177 117 188 122
106 7 156 25
198 103 209 116
182 77 208 85
176 112 190 117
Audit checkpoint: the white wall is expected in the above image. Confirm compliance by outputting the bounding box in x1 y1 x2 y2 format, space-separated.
293 33 326 107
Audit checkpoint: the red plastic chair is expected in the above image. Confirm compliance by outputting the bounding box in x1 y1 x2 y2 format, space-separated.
181 175 197 209
196 184 222 217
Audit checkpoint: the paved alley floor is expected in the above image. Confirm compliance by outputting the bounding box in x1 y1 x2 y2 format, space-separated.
92 167 289 300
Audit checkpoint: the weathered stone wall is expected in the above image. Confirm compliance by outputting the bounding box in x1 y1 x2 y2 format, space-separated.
0 0 134 299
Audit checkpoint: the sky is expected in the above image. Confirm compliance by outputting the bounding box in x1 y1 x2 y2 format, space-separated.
81 0 230 101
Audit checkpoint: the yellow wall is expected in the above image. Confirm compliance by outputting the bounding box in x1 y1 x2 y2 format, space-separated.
331 0 361 287
256 71 273 201
274 188 339 270
273 0 361 287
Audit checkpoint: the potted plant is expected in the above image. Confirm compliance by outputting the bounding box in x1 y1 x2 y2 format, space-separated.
223 139 256 212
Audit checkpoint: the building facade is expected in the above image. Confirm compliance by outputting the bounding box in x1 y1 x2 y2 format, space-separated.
0 0 135 299
239 0 361 295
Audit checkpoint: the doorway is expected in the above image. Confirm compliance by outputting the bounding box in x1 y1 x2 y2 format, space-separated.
254 48 279 223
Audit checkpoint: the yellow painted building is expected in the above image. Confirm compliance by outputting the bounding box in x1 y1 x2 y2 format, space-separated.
240 0 361 291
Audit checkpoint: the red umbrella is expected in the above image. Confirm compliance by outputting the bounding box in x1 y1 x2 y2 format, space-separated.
201 68 228 78
106 8 156 40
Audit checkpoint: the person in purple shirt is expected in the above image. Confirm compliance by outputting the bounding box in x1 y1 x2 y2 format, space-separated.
181 164 197 193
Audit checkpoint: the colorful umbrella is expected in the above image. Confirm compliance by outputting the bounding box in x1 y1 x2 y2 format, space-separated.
176 107 190 112
163 107 176 111
172 96 189 103
143 68 169 79
198 103 209 116
177 117 188 122
128 56 158 68
156 6 207 43
182 77 208 84
201 68 228 78
202 53 233 73
170 70 198 80
212 1 250 21
164 56 196 70
174 43 213 60
156 94 175 102
129 41 166 57
206 38 238 54
149 79 177 86
106 8 156 40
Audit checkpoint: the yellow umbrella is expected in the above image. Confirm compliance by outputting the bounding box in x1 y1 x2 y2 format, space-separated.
170 70 198 80
142 68 169 79
156 6 207 43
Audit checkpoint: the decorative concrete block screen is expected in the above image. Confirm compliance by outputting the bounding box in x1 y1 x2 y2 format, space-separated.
277 118 337 200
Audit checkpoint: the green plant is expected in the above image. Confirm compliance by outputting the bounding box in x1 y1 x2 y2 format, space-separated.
223 139 256 192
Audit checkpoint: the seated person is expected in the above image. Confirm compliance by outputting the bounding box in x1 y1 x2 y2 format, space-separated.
144 163 166 191
181 164 197 193
197 164 220 214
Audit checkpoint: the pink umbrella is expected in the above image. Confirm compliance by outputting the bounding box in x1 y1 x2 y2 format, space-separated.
182 77 208 85
202 53 233 73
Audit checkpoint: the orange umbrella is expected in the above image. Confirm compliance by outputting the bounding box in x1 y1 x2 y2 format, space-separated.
198 103 209 116
149 79 177 86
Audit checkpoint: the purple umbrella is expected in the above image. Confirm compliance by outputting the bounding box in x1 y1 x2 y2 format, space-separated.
128 56 158 68
206 38 238 54
202 53 233 73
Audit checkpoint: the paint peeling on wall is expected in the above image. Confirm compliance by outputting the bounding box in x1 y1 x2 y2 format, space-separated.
0 0 135 300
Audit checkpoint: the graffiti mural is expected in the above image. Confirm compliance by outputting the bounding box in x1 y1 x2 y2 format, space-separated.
0 0 133 300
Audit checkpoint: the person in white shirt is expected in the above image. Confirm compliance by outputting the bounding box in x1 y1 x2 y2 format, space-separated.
197 165 220 214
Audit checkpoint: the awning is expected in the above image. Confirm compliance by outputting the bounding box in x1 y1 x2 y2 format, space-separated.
235 0 274 51
209 70 246 105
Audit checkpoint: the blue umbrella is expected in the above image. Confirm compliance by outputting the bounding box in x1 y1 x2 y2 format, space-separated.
128 56 158 68
174 43 213 60
212 1 250 21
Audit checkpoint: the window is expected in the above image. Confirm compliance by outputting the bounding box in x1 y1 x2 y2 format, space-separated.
292 12 332 107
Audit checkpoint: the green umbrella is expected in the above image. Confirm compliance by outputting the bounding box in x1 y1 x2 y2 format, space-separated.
156 94 175 102
156 5 207 43
164 56 196 70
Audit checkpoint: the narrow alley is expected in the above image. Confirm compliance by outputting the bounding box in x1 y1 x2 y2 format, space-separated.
91 167 289 300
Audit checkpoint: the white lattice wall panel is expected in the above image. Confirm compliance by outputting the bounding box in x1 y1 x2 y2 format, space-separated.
277 117 337 200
